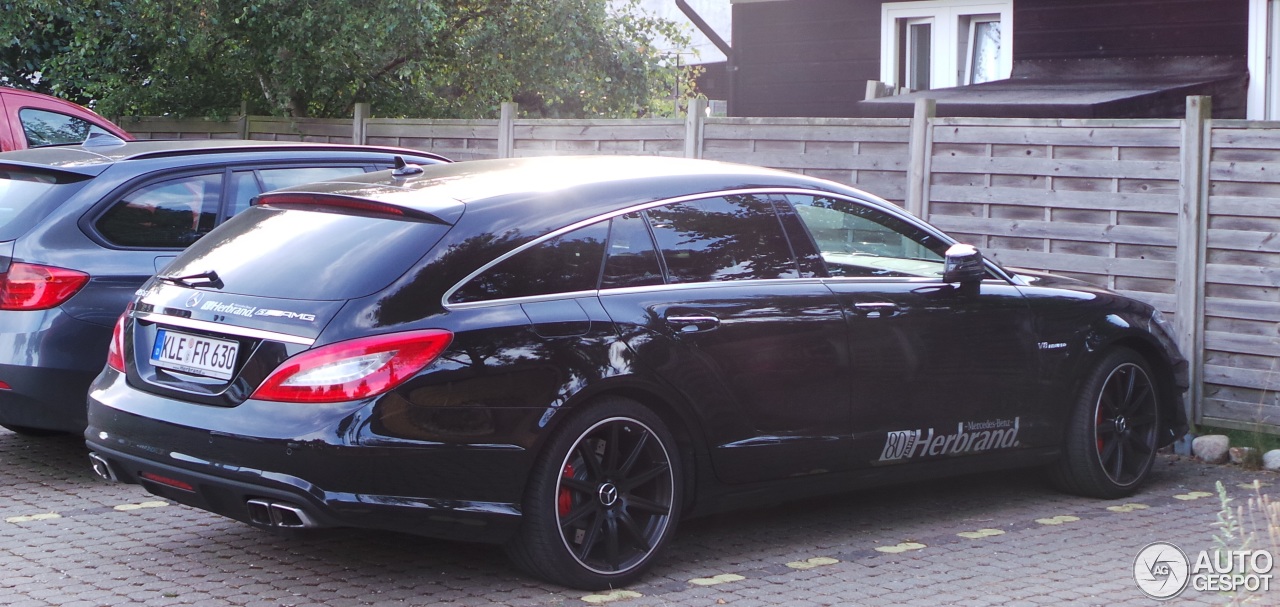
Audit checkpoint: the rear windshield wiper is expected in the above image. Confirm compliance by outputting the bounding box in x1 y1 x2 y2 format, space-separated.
161 270 224 290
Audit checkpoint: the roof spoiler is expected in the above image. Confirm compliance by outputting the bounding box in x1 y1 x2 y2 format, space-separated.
0 160 101 181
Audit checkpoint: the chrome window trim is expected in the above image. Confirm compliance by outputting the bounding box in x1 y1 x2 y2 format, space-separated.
596 277 830 298
441 186 1014 310
445 277 836 310
446 290 601 311
133 311 316 346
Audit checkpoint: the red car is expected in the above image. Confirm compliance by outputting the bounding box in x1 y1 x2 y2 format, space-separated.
0 87 132 151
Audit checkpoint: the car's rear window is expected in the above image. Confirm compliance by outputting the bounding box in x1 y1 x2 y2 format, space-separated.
0 166 89 240
159 206 452 301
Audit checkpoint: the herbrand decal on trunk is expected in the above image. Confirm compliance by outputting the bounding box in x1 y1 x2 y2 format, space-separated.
879 418 1020 461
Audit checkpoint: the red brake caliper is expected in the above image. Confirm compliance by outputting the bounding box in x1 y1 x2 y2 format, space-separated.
1096 409 1105 452
558 463 575 516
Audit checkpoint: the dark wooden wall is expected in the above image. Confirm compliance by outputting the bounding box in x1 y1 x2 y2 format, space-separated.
729 0 1250 118
1013 0 1249 61
731 0 882 117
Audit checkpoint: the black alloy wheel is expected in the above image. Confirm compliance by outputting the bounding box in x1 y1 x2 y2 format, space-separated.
1093 361 1159 486
507 397 681 589
1051 348 1161 498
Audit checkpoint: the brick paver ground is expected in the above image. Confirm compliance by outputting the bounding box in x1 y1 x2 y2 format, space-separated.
1 429 1275 606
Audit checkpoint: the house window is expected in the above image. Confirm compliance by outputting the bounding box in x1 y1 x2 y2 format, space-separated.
903 18 934 90
1248 0 1280 119
881 0 1013 91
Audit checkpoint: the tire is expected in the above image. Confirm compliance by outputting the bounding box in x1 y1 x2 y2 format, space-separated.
506 396 682 589
1050 348 1161 499
0 424 64 437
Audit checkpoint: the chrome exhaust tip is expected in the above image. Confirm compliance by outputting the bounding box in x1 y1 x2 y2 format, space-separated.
245 499 317 528
246 499 274 525
88 452 117 482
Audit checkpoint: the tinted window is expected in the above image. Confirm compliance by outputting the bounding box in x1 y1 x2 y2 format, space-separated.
0 167 88 240
601 212 663 289
788 195 948 278
450 221 609 304
162 207 450 301
19 108 109 147
769 195 825 278
646 195 798 283
96 174 221 248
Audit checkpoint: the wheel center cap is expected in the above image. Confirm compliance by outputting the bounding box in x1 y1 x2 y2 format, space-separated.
597 483 619 507
1115 417 1128 433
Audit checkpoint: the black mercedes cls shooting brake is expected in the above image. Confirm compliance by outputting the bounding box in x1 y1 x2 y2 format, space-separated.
86 155 1188 589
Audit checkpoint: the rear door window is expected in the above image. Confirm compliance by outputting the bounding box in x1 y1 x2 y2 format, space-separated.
646 194 799 283
19 108 110 148
601 212 664 289
96 174 221 248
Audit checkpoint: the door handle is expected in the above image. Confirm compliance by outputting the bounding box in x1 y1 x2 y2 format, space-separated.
853 302 900 319
665 314 720 333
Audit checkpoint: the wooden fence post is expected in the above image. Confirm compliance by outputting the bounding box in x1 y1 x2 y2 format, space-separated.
352 102 370 145
685 98 707 159
906 98 935 217
499 102 517 159
1176 95 1211 425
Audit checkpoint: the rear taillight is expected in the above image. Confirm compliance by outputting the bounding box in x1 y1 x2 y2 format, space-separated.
0 262 90 310
250 329 453 403
106 308 129 373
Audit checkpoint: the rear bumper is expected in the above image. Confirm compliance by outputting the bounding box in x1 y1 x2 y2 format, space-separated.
86 368 535 544
84 440 523 543
0 366 98 431
0 309 110 432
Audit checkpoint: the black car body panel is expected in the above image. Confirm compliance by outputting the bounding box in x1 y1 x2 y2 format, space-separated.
0 141 448 432
85 156 1187 586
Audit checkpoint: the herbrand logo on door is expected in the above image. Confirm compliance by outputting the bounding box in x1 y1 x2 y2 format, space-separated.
879 418 1021 461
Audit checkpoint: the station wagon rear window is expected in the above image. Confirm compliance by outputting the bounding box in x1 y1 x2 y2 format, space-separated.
0 166 89 240
160 206 451 301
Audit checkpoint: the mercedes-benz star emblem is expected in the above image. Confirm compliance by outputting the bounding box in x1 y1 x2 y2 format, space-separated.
597 483 619 507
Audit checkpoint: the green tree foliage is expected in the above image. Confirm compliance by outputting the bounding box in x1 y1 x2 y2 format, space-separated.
0 0 697 118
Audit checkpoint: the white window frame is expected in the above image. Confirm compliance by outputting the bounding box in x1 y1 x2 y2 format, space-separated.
1247 0 1280 119
880 0 1013 91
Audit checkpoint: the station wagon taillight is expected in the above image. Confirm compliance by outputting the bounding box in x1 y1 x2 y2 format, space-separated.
0 262 90 310
106 310 128 373
250 329 453 403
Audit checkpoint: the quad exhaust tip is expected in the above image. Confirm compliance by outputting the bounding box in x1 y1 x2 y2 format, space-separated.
246 499 317 529
88 452 117 482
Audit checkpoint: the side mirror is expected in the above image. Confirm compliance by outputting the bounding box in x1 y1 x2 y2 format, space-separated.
943 243 987 284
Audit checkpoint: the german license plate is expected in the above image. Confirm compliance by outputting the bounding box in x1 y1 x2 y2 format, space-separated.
150 329 238 380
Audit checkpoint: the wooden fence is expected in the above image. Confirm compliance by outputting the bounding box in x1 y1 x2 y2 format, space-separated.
116 97 1280 435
